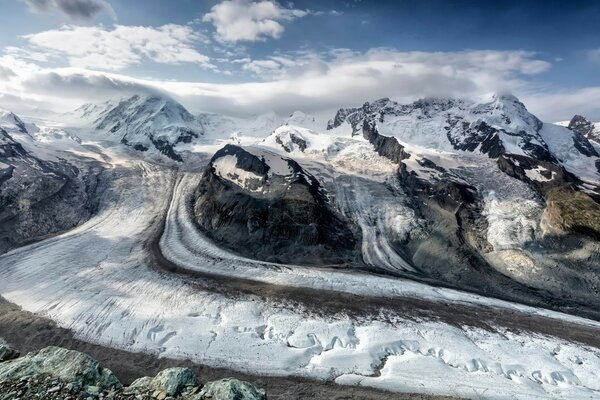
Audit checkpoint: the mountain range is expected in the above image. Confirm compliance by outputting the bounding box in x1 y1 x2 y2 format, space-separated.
2 92 600 399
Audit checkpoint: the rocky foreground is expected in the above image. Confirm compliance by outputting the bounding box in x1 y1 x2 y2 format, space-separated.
0 345 266 400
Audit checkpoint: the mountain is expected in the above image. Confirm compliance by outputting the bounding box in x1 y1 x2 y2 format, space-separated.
4 93 600 400
0 109 29 135
0 120 100 252
329 94 600 187
75 95 204 162
328 94 555 159
565 114 600 144
193 144 358 264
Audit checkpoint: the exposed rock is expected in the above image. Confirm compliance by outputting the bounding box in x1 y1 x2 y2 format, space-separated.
566 114 600 146
193 144 358 264
0 346 268 400
194 378 267 400
0 128 103 253
568 115 594 137
0 346 122 391
130 367 199 397
497 154 574 196
362 119 409 163
275 130 307 153
0 345 19 362
544 185 600 240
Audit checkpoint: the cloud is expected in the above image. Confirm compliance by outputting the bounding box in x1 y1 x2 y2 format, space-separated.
203 0 308 42
22 0 116 21
17 24 213 71
0 49 561 118
242 59 281 74
522 87 600 121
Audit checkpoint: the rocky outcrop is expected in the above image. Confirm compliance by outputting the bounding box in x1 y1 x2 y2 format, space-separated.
0 128 102 254
362 120 410 163
196 378 266 400
275 130 307 153
568 115 594 137
0 346 121 393
566 114 600 147
0 345 18 362
194 144 358 264
0 346 267 400
544 185 600 240
497 154 574 196
130 368 199 397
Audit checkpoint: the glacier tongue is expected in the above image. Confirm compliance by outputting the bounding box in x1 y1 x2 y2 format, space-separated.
0 152 600 399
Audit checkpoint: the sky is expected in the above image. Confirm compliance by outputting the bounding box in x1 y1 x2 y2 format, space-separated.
1 0 600 120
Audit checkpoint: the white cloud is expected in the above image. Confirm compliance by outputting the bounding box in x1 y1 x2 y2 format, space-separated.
522 87 600 122
203 0 308 42
242 59 281 74
0 49 569 119
17 24 213 71
22 0 116 21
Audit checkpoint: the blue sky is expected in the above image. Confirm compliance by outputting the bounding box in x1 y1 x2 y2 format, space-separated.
1 0 600 119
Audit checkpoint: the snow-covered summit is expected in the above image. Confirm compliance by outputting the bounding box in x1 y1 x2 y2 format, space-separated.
0 108 38 136
564 114 600 144
261 125 335 155
328 94 556 161
74 95 204 161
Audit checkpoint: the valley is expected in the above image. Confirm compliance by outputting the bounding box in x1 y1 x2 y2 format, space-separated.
1 93 600 399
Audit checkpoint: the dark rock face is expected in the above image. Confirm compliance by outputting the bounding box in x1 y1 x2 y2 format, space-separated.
572 130 599 157
275 131 307 153
445 119 506 158
568 115 594 137
193 145 358 264
0 346 19 362
362 120 410 163
567 114 600 145
0 129 102 253
497 154 574 196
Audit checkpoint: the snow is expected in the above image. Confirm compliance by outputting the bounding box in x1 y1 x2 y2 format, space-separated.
3 99 600 399
525 166 555 182
2 159 600 399
483 192 542 250
212 154 265 191
243 147 293 177
539 123 600 184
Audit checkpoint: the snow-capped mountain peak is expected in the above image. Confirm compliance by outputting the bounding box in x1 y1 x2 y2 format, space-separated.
564 114 600 144
74 95 204 161
327 93 553 160
0 108 35 135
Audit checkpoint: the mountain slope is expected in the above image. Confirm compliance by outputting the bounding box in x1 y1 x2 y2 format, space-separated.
193 144 358 264
76 95 204 162
0 124 101 253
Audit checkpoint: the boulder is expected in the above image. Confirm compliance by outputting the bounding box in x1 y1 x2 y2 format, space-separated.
0 345 19 362
129 367 199 397
195 378 266 400
0 346 121 391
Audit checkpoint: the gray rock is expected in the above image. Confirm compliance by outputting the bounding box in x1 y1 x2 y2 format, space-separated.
195 378 266 400
0 345 19 362
129 367 198 397
0 346 121 391
194 144 358 265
